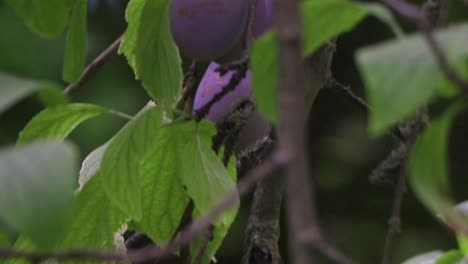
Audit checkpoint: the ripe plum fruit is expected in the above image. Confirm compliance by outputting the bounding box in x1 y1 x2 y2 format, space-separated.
193 62 251 124
169 0 250 61
253 0 273 37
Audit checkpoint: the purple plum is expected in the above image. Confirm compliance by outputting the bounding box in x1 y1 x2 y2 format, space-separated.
193 62 252 124
169 0 250 61
253 0 274 37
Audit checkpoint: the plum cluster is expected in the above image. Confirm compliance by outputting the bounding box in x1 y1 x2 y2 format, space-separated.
170 0 273 152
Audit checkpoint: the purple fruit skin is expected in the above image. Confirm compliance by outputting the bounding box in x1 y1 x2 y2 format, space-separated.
253 0 274 37
193 62 252 123
170 0 250 61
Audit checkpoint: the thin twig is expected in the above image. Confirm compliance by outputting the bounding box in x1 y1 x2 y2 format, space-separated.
240 130 284 264
107 109 133 120
125 232 154 250
193 225 215 264
0 153 286 263
381 167 407 264
246 0 259 49
381 114 426 264
175 60 199 114
325 78 406 142
64 35 123 94
380 2 442 262
178 201 195 264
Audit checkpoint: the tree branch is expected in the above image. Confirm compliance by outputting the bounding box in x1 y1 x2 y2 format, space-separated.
381 114 426 264
325 78 407 142
240 131 284 264
273 0 355 263
380 2 441 263
193 225 215 264
64 35 123 94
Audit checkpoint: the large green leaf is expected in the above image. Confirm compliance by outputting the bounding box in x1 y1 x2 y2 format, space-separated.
5 0 74 38
409 103 466 217
100 105 163 220
53 143 127 261
0 73 64 115
18 103 108 144
135 121 238 260
179 122 239 227
0 142 78 248
252 0 367 123
120 0 182 111
63 0 88 82
189 209 232 264
4 175 126 264
357 24 468 135
135 120 238 249
135 124 189 244
59 175 127 254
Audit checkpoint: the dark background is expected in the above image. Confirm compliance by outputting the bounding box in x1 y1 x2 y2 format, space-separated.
0 0 467 263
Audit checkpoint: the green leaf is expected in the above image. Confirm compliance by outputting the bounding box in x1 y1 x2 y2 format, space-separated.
409 102 466 216
252 0 367 123
146 121 237 263
135 124 190 244
18 103 108 145
135 121 239 247
251 32 278 123
55 143 127 258
360 3 404 37
0 229 12 247
190 154 237 263
4 236 36 264
37 83 70 107
4 148 129 262
179 121 239 227
120 0 183 111
436 250 464 264
0 73 58 115
356 24 468 135
189 211 231 264
5 0 74 38
438 60 468 98
79 142 110 189
100 105 163 220
0 142 78 248
63 0 88 82
457 236 468 256
59 175 127 253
